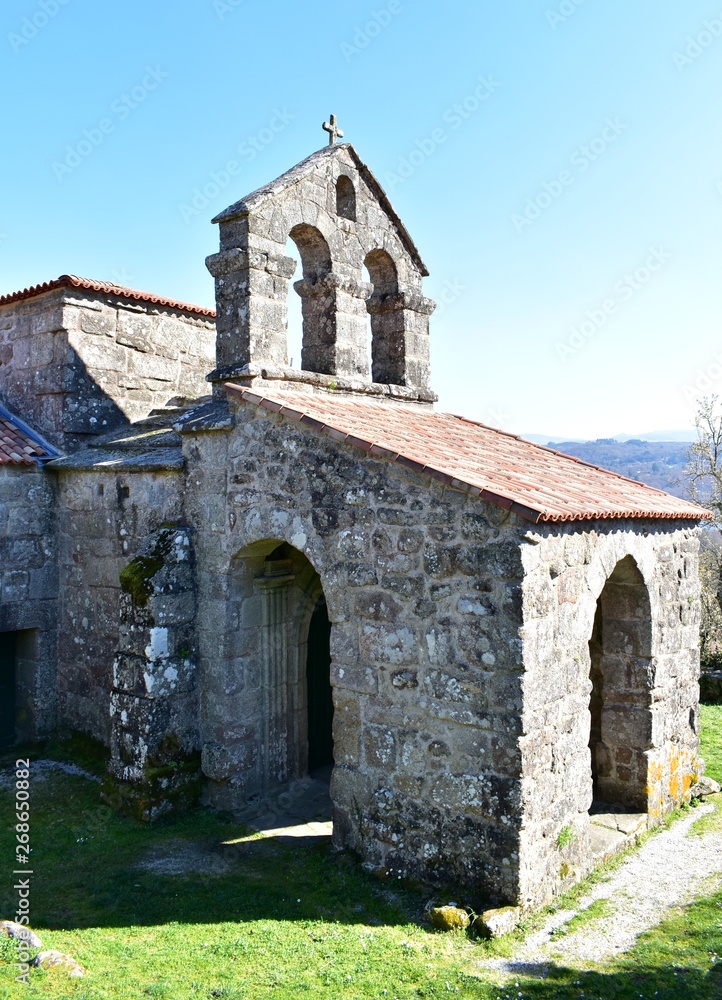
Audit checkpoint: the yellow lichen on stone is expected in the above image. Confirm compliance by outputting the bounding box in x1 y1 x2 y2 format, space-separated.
646 757 664 817
669 744 680 801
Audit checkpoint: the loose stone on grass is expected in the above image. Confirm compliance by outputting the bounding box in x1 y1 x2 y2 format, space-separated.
31 950 85 978
476 905 521 939
690 776 721 800
424 901 470 931
0 920 42 949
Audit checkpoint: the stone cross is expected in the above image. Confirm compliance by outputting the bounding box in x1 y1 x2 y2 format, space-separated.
323 114 344 146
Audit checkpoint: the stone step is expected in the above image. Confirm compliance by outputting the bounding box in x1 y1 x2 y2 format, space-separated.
589 809 647 864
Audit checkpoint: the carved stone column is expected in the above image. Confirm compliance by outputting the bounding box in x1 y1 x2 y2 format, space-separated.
295 272 373 378
206 247 298 371
367 285 436 391
255 559 296 790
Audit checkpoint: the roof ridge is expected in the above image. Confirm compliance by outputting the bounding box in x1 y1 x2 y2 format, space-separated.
0 275 216 318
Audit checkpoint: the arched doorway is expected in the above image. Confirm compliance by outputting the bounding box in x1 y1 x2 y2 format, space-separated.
224 540 334 798
588 555 653 811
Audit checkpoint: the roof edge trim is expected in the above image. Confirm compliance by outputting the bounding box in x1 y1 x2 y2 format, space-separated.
0 402 63 465
0 275 216 319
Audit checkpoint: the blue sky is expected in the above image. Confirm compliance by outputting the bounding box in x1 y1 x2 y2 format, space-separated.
2 0 721 439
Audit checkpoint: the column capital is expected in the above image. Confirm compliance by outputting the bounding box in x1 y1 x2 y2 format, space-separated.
293 271 374 301
206 248 297 279
367 286 436 316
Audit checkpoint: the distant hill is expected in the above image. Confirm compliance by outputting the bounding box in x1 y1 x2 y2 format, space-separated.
544 439 693 499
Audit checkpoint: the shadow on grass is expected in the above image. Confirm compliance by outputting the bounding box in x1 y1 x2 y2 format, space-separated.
505 961 722 1000
0 743 436 933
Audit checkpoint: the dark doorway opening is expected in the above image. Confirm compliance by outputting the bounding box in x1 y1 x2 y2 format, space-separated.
587 555 653 813
0 633 17 750
306 595 333 772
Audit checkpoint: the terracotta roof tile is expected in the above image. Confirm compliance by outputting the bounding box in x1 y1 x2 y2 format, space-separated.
225 384 709 524
0 406 59 467
0 275 216 319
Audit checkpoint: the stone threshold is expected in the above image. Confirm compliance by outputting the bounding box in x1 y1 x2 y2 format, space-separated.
222 770 334 847
588 807 647 864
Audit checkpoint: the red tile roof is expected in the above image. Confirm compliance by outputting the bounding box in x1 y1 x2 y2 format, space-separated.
0 275 216 319
0 407 58 466
226 384 709 524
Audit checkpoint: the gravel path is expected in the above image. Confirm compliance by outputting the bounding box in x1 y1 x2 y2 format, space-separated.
486 804 722 977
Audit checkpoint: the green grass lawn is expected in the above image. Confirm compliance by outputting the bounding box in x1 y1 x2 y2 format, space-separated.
700 703 722 783
0 717 719 1000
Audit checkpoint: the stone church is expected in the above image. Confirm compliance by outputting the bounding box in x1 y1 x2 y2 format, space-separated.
0 131 711 908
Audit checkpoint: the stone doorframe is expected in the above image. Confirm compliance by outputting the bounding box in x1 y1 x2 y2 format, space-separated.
201 540 331 811
254 548 325 789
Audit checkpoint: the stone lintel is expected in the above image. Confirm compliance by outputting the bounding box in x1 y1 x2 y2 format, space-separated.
255 573 296 592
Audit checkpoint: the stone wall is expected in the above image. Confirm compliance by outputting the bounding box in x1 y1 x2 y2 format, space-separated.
56 468 184 743
0 466 58 741
180 394 702 907
181 397 528 904
0 288 215 451
518 523 701 906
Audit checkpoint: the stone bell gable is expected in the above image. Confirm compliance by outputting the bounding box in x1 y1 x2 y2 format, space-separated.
206 144 436 395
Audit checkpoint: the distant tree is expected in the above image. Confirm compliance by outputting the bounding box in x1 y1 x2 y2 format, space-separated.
685 397 722 670
699 563 722 671
686 396 722 527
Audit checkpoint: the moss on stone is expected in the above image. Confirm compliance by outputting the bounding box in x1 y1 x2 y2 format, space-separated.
101 751 201 823
119 555 165 607
118 528 177 607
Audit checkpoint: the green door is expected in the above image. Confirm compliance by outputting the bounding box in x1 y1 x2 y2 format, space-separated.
0 634 16 750
307 597 333 772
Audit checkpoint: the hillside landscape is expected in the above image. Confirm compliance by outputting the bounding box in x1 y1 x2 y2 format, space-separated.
546 439 693 499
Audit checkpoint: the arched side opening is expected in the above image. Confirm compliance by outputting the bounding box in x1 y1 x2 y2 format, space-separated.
287 224 335 375
284 237 303 369
364 249 403 385
336 175 356 221
224 540 334 801
588 555 654 812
